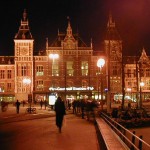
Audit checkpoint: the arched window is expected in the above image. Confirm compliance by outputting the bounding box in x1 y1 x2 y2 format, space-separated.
82 80 88 88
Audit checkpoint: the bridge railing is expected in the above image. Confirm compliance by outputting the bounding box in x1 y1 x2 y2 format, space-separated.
100 112 150 150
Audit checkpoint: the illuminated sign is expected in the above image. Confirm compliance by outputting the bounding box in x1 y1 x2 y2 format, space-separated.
49 95 56 105
49 87 94 91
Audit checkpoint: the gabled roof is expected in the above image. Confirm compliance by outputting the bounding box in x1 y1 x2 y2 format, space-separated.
105 13 121 41
14 9 33 40
50 33 87 47
50 20 89 48
139 48 150 66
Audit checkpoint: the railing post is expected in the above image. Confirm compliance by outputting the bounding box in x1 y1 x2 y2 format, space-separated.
122 129 126 142
131 131 136 150
139 135 143 150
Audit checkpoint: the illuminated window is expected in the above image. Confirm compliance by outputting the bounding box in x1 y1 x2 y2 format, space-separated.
36 65 44 76
66 61 74 76
0 70 5 79
81 61 88 76
127 69 131 78
0 83 4 92
21 65 27 76
52 61 59 76
146 69 150 77
146 80 150 90
7 83 11 91
7 70 12 79
82 80 88 88
36 80 44 91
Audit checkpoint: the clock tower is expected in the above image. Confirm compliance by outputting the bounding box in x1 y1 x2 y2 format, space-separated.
14 9 34 101
104 13 122 107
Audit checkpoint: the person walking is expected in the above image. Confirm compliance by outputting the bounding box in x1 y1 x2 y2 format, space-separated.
44 100 47 110
40 100 43 109
54 96 66 133
15 100 20 114
72 100 77 114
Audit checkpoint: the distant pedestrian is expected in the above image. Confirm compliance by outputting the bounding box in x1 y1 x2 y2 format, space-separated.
67 99 71 110
72 100 77 114
15 100 20 114
54 96 66 133
44 100 47 110
40 100 43 109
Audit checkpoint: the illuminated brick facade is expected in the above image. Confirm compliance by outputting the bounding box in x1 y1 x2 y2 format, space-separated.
0 10 150 104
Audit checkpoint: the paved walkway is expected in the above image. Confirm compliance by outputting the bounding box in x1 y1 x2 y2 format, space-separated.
0 104 100 150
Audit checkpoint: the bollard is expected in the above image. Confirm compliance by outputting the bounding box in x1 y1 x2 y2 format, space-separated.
131 131 136 150
138 135 143 150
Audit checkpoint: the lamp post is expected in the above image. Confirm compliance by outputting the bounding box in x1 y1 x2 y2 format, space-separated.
139 81 144 108
97 58 105 101
49 53 59 108
49 53 59 86
64 61 67 101
23 78 32 113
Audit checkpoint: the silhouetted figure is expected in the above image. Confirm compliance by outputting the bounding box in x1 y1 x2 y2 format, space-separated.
15 100 20 114
112 108 118 118
76 100 81 113
72 100 77 114
40 100 43 109
54 97 66 133
44 100 47 110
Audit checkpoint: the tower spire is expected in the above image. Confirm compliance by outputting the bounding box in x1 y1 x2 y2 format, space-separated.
23 9 27 21
105 12 121 40
90 38 93 49
15 9 33 39
107 12 115 28
66 16 72 37
46 38 48 50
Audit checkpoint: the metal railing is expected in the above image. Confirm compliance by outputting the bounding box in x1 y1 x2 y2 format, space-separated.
100 112 150 150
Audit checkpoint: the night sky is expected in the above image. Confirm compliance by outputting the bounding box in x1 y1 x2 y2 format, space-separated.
0 0 150 56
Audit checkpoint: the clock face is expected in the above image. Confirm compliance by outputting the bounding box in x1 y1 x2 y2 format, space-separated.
21 47 28 55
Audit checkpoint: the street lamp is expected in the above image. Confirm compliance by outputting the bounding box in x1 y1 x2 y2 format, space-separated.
23 78 32 113
97 58 105 101
49 53 59 108
49 54 59 62
139 81 144 108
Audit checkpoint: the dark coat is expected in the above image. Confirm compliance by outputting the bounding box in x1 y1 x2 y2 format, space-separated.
54 97 66 128
15 100 20 113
